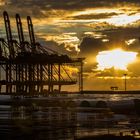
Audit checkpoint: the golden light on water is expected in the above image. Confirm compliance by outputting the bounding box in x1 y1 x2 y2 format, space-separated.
96 49 138 70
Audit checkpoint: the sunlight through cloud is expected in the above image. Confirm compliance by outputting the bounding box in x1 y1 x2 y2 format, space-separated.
106 13 140 26
96 49 138 71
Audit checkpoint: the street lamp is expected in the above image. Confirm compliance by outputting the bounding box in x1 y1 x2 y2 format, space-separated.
124 74 127 91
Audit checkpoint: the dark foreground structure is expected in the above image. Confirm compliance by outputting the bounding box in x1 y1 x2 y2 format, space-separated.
77 135 137 140
0 11 84 95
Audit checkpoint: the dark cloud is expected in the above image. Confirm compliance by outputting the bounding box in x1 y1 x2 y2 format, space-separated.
103 27 140 51
0 0 139 18
70 13 119 20
79 36 108 56
7 0 140 8
126 39 140 52
104 27 140 41
78 36 108 73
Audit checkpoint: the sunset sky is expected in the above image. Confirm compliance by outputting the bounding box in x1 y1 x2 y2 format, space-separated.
1 0 140 91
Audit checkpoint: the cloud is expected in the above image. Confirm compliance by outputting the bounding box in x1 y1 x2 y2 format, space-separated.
71 13 118 20
0 0 139 18
77 26 140 79
0 0 140 90
77 36 108 74
95 68 131 77
79 36 108 56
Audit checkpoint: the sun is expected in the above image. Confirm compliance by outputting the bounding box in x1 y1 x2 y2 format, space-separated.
96 49 138 70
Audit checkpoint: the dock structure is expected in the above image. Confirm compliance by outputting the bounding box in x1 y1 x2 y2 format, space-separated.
0 11 84 95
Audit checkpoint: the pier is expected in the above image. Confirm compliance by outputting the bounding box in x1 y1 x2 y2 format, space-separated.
0 11 84 95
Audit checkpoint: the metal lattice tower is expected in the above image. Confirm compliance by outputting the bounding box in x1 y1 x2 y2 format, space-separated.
0 11 84 96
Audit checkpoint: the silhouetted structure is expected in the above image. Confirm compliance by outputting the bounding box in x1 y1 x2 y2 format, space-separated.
0 11 84 95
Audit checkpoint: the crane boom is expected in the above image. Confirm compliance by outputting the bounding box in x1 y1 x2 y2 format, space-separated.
3 11 15 58
27 16 36 51
16 14 24 45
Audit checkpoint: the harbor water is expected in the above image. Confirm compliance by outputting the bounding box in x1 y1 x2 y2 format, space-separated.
0 94 140 139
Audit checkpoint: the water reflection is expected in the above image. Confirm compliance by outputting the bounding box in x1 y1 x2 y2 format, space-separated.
0 106 77 140
0 95 140 139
